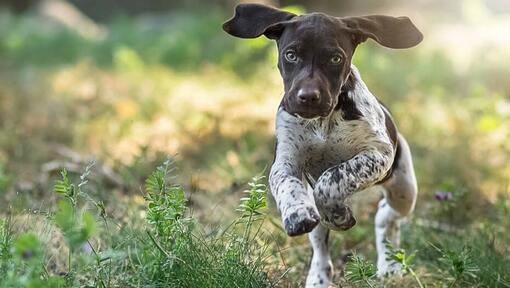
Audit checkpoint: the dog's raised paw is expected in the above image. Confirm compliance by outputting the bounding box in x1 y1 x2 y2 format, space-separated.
320 204 357 231
283 204 320 236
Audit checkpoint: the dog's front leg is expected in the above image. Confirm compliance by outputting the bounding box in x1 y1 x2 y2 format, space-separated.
270 152 320 236
314 147 393 230
306 224 333 287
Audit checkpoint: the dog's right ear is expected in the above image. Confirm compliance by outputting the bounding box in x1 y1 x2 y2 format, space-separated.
223 3 296 39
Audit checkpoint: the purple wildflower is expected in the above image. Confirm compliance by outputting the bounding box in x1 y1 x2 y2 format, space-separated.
435 191 452 201
82 242 93 254
22 250 34 259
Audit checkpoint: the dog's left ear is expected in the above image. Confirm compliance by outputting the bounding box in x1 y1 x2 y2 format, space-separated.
342 15 423 49
223 3 296 39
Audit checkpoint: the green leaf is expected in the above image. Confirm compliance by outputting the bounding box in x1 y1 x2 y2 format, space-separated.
14 233 41 260
81 211 96 240
55 200 75 233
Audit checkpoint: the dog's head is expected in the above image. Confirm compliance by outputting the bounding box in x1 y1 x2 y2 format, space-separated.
223 4 422 119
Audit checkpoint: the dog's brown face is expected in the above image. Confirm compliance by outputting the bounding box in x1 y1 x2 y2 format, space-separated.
274 14 357 118
223 4 423 119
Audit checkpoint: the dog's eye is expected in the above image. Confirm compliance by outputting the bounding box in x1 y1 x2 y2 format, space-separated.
330 55 342 64
284 51 298 62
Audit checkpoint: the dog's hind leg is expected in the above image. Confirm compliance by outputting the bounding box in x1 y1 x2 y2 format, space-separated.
306 224 333 287
375 134 417 277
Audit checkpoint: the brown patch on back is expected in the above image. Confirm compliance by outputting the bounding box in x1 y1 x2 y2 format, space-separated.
376 103 400 184
380 103 398 147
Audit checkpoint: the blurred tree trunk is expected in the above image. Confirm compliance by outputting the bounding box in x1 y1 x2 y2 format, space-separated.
36 0 106 40
0 0 38 12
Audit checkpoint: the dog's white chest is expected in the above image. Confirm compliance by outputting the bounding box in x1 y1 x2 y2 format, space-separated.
303 118 366 176
276 110 372 178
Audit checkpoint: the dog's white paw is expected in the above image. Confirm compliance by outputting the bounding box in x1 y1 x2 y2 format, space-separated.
282 202 320 236
377 261 403 278
305 260 333 288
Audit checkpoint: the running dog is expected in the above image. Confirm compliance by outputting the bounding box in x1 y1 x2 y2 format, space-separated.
223 4 421 286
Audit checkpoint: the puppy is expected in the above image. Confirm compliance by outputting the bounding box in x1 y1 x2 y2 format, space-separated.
223 4 421 286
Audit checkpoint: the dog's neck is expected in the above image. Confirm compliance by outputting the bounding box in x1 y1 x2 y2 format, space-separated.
334 66 361 121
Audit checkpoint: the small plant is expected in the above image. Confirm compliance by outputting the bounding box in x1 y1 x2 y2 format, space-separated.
144 158 188 239
0 217 13 276
385 241 424 288
430 243 478 287
345 253 377 288
235 175 268 266
54 201 96 253
237 174 267 246
54 169 77 206
54 162 96 206
53 162 99 285
237 175 267 219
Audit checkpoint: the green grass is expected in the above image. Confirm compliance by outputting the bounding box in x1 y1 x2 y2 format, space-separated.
0 161 284 287
1 161 509 287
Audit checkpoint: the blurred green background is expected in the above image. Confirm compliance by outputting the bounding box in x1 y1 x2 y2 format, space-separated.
0 0 509 286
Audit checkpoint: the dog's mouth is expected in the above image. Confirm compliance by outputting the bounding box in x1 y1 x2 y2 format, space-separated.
295 113 321 120
283 92 334 119
294 111 329 120
286 105 334 119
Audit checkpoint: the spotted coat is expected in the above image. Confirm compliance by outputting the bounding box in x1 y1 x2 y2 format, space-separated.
269 65 395 231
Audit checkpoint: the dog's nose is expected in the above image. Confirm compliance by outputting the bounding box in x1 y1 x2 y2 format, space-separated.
297 88 320 104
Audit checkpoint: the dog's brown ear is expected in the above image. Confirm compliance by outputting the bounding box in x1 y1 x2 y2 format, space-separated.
223 3 296 39
342 15 423 49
